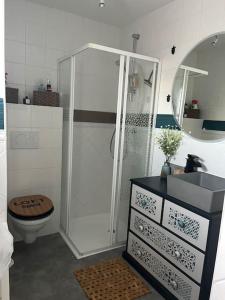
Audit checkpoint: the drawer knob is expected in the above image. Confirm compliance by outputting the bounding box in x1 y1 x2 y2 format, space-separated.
178 219 186 229
174 251 181 259
136 250 142 257
138 225 144 232
170 280 178 290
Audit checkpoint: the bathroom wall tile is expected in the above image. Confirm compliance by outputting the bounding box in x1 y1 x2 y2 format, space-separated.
5 40 26 64
46 9 70 51
7 104 31 128
31 105 62 128
30 149 61 169
7 149 33 171
26 1 47 24
5 0 26 42
7 170 32 196
25 45 45 67
45 48 65 70
51 108 63 129
82 18 101 45
66 13 85 50
26 21 46 48
30 168 59 190
37 128 62 148
5 62 25 86
25 65 46 87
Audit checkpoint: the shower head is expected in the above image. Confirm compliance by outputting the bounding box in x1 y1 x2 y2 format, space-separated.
115 33 141 66
144 71 153 88
132 34 140 40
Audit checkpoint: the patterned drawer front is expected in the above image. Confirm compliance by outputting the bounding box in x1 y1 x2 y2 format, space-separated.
130 209 205 283
131 184 162 223
128 233 200 300
163 201 209 251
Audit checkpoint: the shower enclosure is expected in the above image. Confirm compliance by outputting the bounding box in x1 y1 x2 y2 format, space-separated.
58 43 160 258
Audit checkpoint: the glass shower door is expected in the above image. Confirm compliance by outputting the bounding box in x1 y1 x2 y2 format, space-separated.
113 57 158 244
68 48 125 256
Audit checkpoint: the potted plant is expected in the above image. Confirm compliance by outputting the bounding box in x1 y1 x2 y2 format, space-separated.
156 127 183 178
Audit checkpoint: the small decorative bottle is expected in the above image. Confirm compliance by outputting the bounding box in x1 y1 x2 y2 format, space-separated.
23 96 31 105
46 80 52 92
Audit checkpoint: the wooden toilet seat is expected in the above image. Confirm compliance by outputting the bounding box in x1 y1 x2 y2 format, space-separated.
8 195 54 220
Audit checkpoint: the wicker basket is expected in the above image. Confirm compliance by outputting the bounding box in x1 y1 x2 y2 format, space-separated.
33 91 59 107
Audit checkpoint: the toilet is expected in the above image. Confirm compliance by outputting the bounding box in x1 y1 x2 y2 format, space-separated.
8 195 54 244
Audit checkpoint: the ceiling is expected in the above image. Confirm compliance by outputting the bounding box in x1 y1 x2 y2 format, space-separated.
27 0 174 27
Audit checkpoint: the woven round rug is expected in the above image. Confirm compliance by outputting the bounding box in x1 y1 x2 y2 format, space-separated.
74 257 150 300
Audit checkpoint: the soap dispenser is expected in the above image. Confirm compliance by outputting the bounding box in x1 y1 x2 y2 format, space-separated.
184 154 202 173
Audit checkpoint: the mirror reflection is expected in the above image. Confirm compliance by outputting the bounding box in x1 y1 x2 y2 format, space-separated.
172 33 225 140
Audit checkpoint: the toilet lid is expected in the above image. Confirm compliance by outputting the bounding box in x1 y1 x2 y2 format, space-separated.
8 195 54 220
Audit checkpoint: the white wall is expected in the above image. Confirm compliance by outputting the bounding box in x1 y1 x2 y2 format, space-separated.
7 104 63 240
121 0 225 298
5 0 121 102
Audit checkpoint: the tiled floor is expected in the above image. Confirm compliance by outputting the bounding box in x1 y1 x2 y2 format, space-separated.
9 233 164 300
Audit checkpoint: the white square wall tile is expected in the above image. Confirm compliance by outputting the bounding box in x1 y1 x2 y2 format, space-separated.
37 128 62 148
51 108 63 128
46 9 70 51
31 106 63 128
45 48 65 70
26 45 45 67
30 148 61 169
5 40 25 64
5 62 25 85
26 21 46 47
6 104 31 128
30 168 59 190
25 65 46 87
7 149 33 171
31 105 54 128
5 0 26 42
25 1 47 23
7 170 32 194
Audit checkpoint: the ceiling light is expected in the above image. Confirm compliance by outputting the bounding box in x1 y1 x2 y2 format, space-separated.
99 0 105 8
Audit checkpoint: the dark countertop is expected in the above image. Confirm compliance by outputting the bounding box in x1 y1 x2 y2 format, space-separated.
131 176 221 219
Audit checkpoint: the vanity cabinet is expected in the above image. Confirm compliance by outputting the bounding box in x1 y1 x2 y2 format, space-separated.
123 176 222 300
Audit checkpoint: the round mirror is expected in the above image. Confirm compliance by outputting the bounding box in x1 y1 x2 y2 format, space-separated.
172 33 225 141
